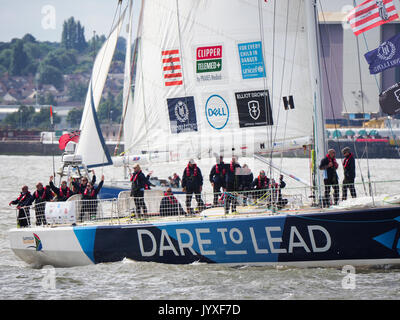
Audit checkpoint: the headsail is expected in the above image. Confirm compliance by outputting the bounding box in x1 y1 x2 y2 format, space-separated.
124 0 315 162
75 7 127 168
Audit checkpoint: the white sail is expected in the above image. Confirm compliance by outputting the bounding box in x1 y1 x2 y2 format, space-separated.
123 0 315 162
75 8 127 168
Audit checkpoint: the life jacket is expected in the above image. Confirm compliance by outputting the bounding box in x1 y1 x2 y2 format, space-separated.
34 187 48 200
186 164 197 177
258 176 268 188
229 162 236 173
215 163 226 175
269 182 279 189
326 153 338 169
131 170 142 182
17 192 30 203
84 187 95 198
59 187 70 198
164 193 178 205
343 153 353 168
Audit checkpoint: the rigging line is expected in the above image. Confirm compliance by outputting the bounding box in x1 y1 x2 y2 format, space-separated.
316 2 345 163
92 1 124 92
175 0 195 159
361 24 400 154
257 0 273 176
102 3 124 169
115 0 135 156
272 0 290 175
317 0 368 195
79 2 124 132
353 0 373 200
117 0 145 157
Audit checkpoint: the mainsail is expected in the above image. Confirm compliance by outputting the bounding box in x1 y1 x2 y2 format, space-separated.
75 7 127 168
123 0 316 162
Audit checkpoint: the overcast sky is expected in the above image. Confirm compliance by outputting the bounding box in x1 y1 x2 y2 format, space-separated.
0 0 394 42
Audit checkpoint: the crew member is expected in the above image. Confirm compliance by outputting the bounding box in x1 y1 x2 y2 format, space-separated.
224 156 241 214
182 159 204 215
319 149 339 207
270 175 288 209
130 164 148 217
32 182 54 225
341 146 357 201
209 156 226 206
159 188 186 216
72 171 96 194
251 170 270 200
9 185 34 228
80 175 104 221
49 176 72 201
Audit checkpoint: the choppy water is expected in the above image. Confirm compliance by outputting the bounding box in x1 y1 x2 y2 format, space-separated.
2 155 400 301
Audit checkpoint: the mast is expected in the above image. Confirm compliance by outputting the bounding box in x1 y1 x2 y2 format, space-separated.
305 0 326 205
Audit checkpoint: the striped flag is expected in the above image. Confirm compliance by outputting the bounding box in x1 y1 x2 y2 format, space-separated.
49 105 54 125
347 0 399 36
161 49 183 87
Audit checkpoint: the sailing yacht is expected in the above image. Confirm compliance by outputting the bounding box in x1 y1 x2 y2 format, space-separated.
8 0 400 268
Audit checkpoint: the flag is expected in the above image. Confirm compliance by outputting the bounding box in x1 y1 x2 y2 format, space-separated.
161 49 183 87
347 0 399 36
58 130 80 150
379 82 400 115
365 32 400 74
49 105 54 125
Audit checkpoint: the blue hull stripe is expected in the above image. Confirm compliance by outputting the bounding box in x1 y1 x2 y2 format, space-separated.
71 206 400 265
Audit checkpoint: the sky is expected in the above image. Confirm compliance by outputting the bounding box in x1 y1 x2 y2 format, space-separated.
0 0 357 43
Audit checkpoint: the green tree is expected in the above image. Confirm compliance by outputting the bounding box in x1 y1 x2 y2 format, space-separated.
32 107 60 129
66 108 83 128
9 39 30 76
67 81 87 102
61 17 87 52
97 91 122 123
2 105 35 128
38 65 64 91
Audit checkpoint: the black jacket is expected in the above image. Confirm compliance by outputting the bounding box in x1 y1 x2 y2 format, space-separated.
240 172 254 190
72 175 96 194
10 192 34 208
343 153 356 180
251 176 270 190
225 162 241 190
159 195 186 216
209 163 226 188
82 180 104 200
32 186 54 204
130 171 147 196
182 165 203 192
319 155 339 184
49 181 72 201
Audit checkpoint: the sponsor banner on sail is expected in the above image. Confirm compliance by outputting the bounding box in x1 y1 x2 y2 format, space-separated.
162 49 183 87
379 82 400 115
347 0 399 36
167 96 198 134
204 94 230 130
195 44 225 83
365 33 400 74
235 90 273 128
237 41 266 79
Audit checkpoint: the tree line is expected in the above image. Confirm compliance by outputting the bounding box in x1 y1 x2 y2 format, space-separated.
0 16 126 129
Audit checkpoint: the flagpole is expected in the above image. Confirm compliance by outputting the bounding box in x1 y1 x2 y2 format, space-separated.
50 105 56 179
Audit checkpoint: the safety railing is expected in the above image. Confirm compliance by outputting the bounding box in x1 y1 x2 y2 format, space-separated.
10 179 400 228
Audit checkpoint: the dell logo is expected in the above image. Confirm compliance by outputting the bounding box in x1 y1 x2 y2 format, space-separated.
205 95 229 130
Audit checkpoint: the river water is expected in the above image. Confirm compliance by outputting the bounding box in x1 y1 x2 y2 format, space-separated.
1 155 400 301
